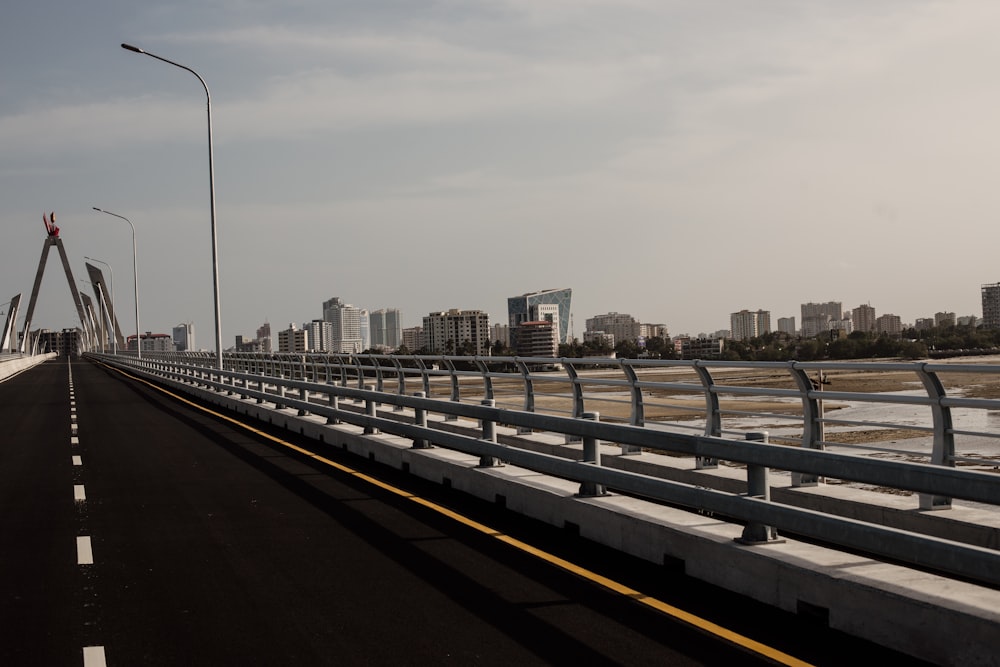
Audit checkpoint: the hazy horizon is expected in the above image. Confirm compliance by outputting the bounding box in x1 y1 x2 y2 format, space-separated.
3 1 999 345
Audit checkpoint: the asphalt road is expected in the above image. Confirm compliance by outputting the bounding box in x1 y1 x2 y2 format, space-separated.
0 358 933 666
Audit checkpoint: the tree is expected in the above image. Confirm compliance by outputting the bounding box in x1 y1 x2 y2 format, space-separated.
491 339 511 357
614 339 640 359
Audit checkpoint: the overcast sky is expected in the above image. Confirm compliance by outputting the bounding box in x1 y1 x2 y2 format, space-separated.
2 0 998 348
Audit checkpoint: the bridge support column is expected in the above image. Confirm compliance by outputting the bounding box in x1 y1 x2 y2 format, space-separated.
478 399 501 467
411 392 430 449
578 412 607 497
736 432 782 545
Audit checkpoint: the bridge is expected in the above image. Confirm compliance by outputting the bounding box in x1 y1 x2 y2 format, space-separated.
2 351 999 665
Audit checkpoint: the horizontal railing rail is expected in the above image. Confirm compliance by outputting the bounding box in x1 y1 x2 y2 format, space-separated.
88 351 1000 588
139 351 1000 492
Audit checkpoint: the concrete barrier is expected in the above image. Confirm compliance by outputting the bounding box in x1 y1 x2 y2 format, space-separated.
0 353 57 381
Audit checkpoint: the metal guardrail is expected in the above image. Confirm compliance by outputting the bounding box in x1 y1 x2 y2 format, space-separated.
147 352 1000 481
89 351 1000 588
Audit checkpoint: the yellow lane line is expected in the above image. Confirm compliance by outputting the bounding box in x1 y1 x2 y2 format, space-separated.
105 362 813 667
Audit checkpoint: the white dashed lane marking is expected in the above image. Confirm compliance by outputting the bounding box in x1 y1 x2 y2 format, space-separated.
76 536 93 565
83 646 107 667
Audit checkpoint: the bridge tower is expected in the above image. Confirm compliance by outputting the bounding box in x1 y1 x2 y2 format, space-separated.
18 213 91 353
0 294 21 354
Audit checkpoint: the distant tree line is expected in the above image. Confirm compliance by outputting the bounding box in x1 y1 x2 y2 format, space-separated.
370 325 1000 362
718 324 1000 362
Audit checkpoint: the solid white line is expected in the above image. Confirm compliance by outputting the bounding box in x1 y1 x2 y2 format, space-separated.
82 646 107 667
74 485 86 502
73 455 82 466
77 536 93 565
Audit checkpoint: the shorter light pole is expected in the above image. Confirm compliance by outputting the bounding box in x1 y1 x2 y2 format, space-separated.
93 208 140 358
84 256 116 354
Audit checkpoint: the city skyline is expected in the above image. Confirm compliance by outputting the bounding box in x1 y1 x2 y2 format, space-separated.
3 3 1000 345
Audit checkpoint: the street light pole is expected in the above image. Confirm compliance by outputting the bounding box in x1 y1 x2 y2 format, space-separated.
92 208 140 359
84 256 116 354
121 42 222 370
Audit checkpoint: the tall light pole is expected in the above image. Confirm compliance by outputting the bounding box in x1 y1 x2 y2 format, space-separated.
84 256 116 354
92 208 140 359
121 43 222 370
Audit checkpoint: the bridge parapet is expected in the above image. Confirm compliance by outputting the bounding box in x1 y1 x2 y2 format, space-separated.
0 352 57 381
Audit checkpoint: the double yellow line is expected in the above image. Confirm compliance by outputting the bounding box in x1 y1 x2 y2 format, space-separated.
108 362 812 667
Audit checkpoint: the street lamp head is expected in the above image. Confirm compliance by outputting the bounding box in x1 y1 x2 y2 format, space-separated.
121 43 144 54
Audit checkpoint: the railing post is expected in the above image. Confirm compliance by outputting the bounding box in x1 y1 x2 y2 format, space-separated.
515 360 533 434
916 364 955 511
326 387 340 425
298 386 310 416
578 412 606 497
411 392 430 449
694 362 721 469
478 399 501 467
364 391 378 435
790 366 824 487
736 432 781 544
444 358 459 421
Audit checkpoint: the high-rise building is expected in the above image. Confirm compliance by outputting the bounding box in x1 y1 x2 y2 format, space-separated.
934 312 956 328
830 316 853 335
852 304 876 333
172 322 195 352
129 332 174 352
516 320 557 357
306 319 333 352
639 323 669 340
673 335 724 360
491 323 510 348
875 314 903 337
508 288 572 348
256 320 272 353
423 309 490 355
359 309 370 351
730 309 770 341
801 302 842 338
777 317 796 335
585 312 640 345
402 326 423 352
983 283 1000 330
370 308 403 350
322 297 363 354
278 323 308 353
583 330 614 348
